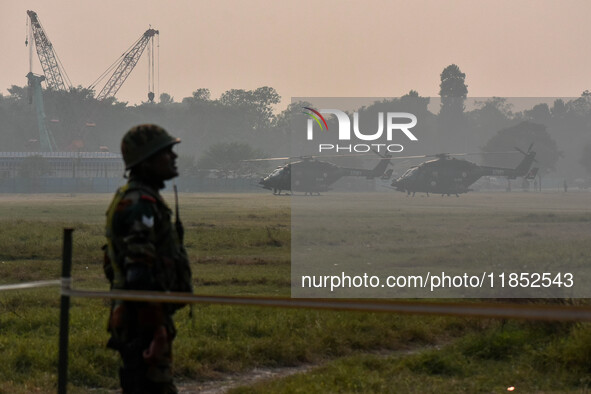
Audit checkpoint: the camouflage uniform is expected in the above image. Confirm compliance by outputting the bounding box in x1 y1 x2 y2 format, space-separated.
104 124 192 394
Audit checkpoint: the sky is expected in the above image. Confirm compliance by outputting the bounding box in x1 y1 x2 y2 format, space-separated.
1 0 590 112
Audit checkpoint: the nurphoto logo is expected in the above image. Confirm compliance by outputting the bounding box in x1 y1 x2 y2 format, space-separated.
302 107 418 153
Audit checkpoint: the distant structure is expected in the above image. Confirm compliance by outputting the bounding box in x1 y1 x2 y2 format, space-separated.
90 28 159 102
26 10 160 153
0 152 266 193
0 152 123 179
26 10 72 92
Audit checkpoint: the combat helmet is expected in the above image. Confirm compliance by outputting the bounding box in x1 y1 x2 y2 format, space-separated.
121 124 180 170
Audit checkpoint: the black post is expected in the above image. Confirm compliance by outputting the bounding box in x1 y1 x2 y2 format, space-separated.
58 228 74 394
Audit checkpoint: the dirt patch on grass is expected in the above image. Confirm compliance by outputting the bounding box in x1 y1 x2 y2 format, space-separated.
175 345 440 393
177 365 316 393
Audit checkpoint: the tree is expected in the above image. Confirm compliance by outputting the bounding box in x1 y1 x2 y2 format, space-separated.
2 84 40 150
467 97 515 137
182 88 211 104
42 86 98 149
274 101 313 134
7 85 28 102
439 64 468 117
580 143 591 175
159 93 174 104
400 90 431 115
524 103 551 124
567 90 591 116
473 97 513 117
351 91 435 155
219 86 280 129
196 141 266 176
437 65 469 151
481 121 561 174
551 99 567 118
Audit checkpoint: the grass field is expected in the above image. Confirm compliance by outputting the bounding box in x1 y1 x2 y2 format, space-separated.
291 191 591 298
0 191 590 393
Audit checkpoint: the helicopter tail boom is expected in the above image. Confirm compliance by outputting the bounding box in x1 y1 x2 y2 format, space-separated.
512 151 537 178
338 155 392 179
368 155 392 179
525 167 539 180
479 148 536 179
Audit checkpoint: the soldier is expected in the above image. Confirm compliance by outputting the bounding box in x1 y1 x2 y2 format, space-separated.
104 124 192 394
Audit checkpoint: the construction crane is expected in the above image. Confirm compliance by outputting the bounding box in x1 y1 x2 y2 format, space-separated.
90 28 159 102
24 12 158 152
26 10 158 101
25 10 68 151
25 10 72 91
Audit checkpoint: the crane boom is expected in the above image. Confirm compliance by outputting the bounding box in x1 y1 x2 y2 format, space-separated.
95 28 159 101
26 10 71 91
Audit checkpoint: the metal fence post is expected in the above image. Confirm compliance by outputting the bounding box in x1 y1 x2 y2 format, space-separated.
58 228 74 394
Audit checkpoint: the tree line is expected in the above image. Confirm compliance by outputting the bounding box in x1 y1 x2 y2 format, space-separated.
1 65 591 180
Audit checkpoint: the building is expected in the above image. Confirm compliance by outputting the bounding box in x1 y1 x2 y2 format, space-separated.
0 152 124 193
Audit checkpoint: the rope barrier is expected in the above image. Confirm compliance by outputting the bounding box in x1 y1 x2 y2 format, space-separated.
62 287 591 322
2 277 586 324
0 279 60 292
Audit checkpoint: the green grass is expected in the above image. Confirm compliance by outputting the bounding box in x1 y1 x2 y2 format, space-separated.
1 192 591 393
231 320 591 393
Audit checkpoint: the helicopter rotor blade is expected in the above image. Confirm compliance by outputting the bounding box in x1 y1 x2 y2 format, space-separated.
514 144 535 156
241 157 293 162
512 143 537 163
242 153 424 162
243 150 522 163
514 147 527 156
466 151 520 155
426 151 516 159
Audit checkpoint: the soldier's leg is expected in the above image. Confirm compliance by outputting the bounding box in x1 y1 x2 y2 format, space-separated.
119 336 150 394
142 324 177 393
119 336 177 394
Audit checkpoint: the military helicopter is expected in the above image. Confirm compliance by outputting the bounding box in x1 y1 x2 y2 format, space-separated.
256 153 392 195
390 145 538 197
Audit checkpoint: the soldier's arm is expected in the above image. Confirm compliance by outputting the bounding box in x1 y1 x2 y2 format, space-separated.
116 194 160 290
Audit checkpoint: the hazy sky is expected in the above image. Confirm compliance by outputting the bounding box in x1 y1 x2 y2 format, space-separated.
1 0 590 111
